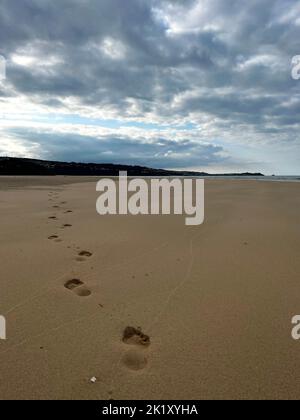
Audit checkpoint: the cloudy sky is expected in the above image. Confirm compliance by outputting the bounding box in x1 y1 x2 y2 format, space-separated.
0 0 300 174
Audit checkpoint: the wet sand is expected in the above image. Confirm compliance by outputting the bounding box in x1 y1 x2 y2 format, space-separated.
0 177 300 400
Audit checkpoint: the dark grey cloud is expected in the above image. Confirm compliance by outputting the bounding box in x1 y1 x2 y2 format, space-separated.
5 126 229 169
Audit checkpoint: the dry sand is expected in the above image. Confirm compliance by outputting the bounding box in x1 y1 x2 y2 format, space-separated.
0 176 300 400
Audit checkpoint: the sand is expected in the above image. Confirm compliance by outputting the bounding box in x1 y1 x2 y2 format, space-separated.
0 176 300 400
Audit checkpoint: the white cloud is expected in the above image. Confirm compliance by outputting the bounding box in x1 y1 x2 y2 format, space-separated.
100 37 126 60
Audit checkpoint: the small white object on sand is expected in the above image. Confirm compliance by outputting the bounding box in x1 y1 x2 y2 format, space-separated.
90 377 97 384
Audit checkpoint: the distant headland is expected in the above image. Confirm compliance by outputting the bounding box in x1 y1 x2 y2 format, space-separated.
0 157 264 177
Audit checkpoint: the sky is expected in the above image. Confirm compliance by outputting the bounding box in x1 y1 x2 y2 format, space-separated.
0 0 300 175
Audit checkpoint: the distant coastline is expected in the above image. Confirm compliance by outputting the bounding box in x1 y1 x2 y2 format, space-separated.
0 157 265 177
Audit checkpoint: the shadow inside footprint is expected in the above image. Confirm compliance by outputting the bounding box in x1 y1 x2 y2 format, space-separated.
65 279 84 290
123 327 150 347
78 251 93 258
48 216 57 220
48 235 59 240
62 224 72 228
64 279 91 297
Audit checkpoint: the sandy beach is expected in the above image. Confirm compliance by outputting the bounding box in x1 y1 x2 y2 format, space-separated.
0 176 300 400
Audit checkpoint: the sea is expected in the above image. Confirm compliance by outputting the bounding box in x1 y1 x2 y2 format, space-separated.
200 176 300 182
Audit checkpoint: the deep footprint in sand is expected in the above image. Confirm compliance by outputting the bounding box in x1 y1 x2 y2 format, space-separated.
64 279 92 297
65 279 83 290
122 350 148 371
62 224 72 228
79 251 93 258
48 235 59 240
123 327 150 347
76 251 93 262
48 216 57 220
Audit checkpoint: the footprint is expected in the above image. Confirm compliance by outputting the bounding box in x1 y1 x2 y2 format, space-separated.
63 224 72 228
78 251 93 258
48 235 59 240
64 279 83 290
122 350 148 371
64 210 73 214
64 279 92 297
76 251 93 263
122 327 150 347
48 216 57 220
